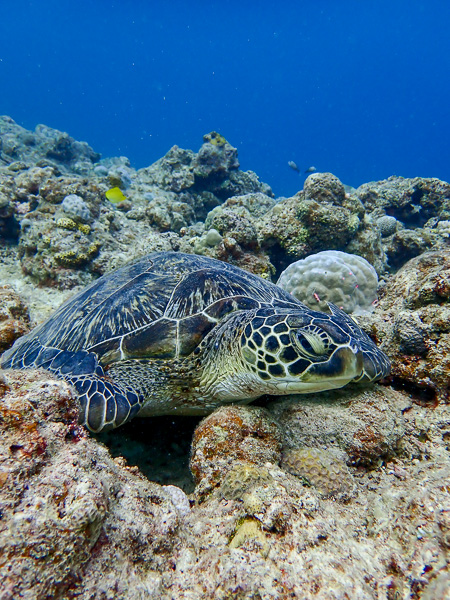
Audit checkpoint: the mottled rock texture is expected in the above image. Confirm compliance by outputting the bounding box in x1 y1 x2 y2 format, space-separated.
360 250 450 404
269 386 407 467
1 370 448 599
0 370 185 599
0 285 30 353
0 115 100 174
357 175 450 226
357 175 450 269
190 405 283 499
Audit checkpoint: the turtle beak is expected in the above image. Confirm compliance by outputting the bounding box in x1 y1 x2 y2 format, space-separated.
354 347 391 383
302 345 364 383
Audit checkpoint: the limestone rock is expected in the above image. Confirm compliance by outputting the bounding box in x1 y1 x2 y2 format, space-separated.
0 285 30 353
189 405 283 498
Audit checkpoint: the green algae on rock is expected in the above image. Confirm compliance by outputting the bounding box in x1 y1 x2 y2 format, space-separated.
256 172 385 274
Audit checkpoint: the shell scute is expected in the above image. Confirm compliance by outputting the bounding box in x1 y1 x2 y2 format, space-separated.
121 318 177 359
205 296 260 320
178 314 216 356
35 269 177 353
164 269 251 319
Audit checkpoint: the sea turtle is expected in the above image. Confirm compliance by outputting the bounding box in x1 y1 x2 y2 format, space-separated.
1 252 390 432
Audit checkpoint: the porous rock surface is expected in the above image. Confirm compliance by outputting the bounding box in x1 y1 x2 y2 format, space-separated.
356 176 450 269
189 405 283 498
255 172 389 275
0 285 30 353
269 386 407 467
0 370 185 599
359 249 450 404
1 370 449 599
0 115 100 175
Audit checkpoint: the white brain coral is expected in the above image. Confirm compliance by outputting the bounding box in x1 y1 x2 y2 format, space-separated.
277 250 378 314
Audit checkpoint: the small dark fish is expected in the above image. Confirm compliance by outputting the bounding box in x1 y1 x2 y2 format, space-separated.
305 166 317 173
288 161 301 173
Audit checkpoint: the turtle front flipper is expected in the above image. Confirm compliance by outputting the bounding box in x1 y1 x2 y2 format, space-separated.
46 348 143 431
69 374 142 432
1 339 142 432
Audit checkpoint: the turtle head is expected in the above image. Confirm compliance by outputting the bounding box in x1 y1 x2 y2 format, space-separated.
239 304 390 395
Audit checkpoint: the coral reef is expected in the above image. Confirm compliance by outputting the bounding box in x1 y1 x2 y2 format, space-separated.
1 370 448 599
0 191 19 239
0 126 277 288
192 131 239 180
188 192 276 276
356 175 450 268
61 193 92 223
1 117 450 599
221 191 276 218
136 133 271 221
256 172 385 274
277 250 378 314
0 115 100 174
357 175 450 227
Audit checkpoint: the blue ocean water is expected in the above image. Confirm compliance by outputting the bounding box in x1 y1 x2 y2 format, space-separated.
1 0 449 197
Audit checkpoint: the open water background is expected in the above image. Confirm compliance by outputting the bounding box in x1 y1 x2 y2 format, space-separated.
1 0 449 196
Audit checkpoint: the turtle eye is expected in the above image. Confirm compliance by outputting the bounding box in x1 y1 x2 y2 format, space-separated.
291 327 331 359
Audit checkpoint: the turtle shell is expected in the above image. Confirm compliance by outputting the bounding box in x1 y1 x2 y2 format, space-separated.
13 252 301 366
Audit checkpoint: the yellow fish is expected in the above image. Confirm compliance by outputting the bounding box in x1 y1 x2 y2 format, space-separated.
105 187 126 203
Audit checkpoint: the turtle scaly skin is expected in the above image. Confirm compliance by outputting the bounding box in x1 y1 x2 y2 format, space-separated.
0 252 390 432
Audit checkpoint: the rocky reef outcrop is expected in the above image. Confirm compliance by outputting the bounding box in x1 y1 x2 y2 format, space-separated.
2 118 450 288
0 115 100 175
360 249 450 405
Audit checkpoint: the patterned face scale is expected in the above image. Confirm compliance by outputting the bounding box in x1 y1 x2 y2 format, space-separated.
239 305 390 386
